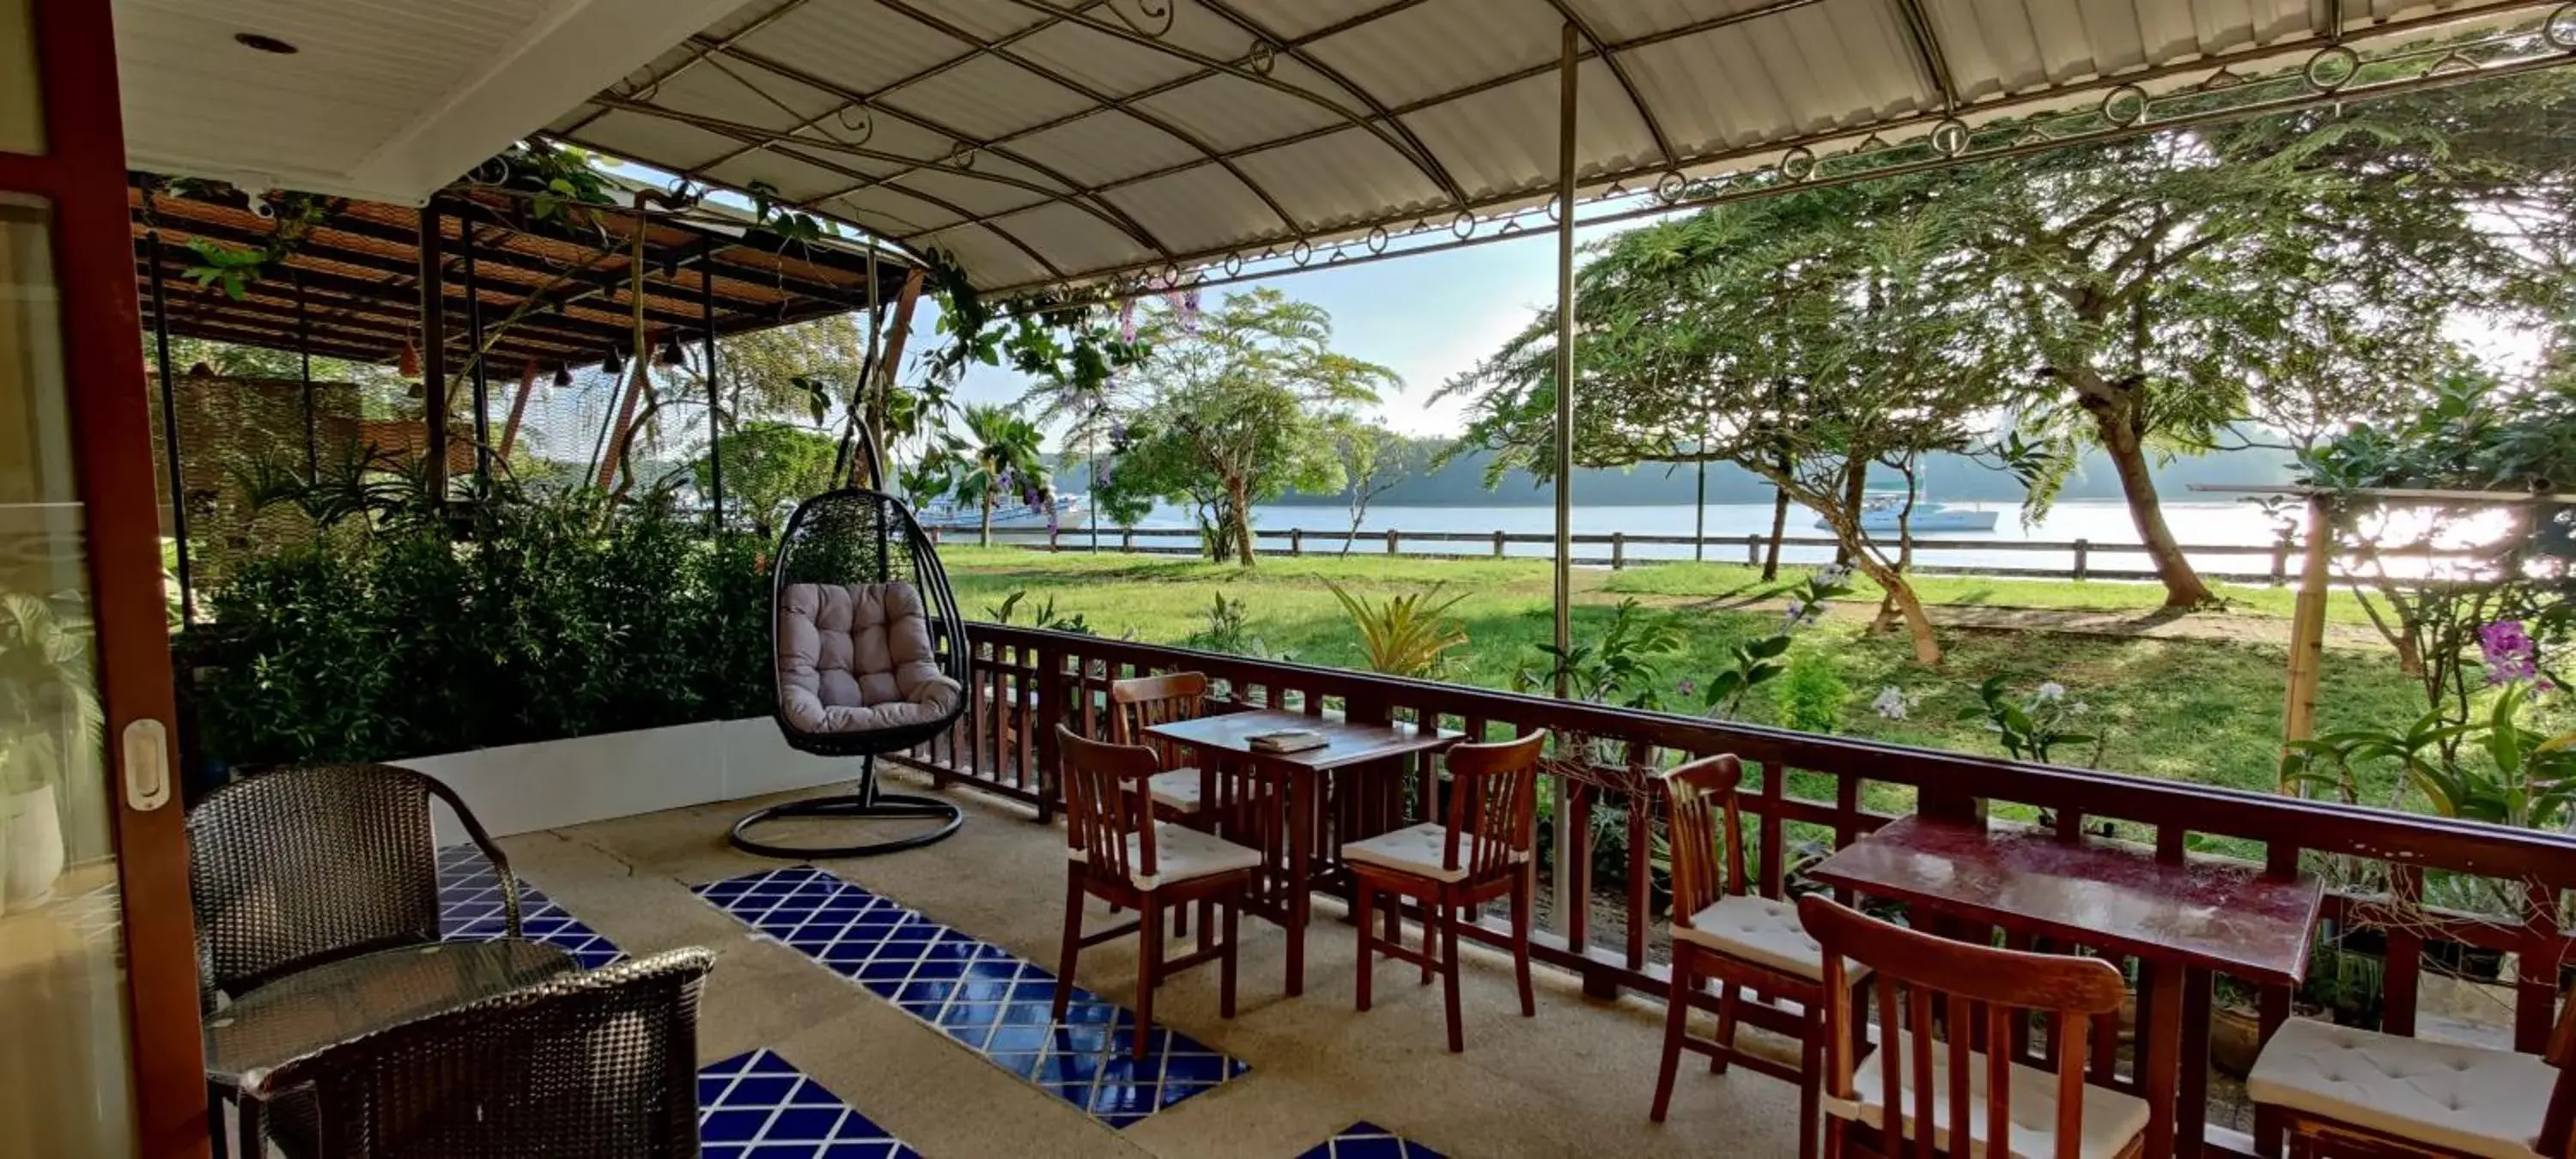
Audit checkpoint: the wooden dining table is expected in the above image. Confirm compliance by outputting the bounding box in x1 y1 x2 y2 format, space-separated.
1807 814 2326 1157
1144 707 1462 997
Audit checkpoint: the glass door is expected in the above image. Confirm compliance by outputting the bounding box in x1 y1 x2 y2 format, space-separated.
2 2 207 1156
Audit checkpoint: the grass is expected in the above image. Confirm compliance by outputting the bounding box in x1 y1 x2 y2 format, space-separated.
941 547 2425 819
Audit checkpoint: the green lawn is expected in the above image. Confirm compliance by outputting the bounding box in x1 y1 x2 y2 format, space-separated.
941 548 2424 818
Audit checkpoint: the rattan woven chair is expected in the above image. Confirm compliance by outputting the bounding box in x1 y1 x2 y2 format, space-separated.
240 947 717 1159
188 762 523 1007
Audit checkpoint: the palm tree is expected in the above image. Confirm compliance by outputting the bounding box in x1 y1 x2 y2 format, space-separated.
954 404 1049 547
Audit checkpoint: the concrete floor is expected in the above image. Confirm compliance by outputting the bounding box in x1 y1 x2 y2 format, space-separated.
507 768 1805 1158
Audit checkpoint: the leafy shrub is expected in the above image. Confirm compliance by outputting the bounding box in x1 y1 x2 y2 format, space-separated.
1773 647 1850 735
1326 581 1467 678
183 489 772 768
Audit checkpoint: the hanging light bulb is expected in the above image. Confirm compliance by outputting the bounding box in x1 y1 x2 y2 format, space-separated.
657 332 685 367
398 340 421 379
601 343 624 376
552 363 574 388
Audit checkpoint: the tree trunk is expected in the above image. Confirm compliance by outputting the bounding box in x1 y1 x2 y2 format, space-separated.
2087 392 2215 608
1848 548 1941 666
979 490 993 548
1833 467 1867 567
1226 476 1257 567
1762 483 1789 581
1695 458 1708 562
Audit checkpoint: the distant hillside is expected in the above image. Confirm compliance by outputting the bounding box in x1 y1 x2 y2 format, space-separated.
1260 440 2297 507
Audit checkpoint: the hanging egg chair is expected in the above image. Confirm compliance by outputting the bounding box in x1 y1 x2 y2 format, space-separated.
732 432 969 858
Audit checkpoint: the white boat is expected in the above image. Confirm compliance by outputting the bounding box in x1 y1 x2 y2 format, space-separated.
1818 491 1998 534
915 493 1082 531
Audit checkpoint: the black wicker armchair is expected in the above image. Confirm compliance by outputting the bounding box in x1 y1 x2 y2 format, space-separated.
732 472 971 859
188 762 524 1007
240 947 717 1159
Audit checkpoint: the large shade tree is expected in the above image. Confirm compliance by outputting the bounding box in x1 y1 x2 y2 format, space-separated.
1444 179 2015 664
1098 289 1394 567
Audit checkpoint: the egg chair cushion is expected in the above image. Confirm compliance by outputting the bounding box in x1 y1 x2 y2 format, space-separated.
777 581 963 735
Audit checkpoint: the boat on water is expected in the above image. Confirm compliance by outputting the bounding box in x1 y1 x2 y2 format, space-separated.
1817 490 1999 534
914 493 1083 531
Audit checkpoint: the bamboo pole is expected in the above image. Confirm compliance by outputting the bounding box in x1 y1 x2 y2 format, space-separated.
2280 495 2333 789
497 359 538 464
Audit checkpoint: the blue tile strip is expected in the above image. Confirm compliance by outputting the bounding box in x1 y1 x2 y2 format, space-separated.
694 865 1248 1128
1297 1121 1449 1159
437 845 624 968
698 1050 920 1158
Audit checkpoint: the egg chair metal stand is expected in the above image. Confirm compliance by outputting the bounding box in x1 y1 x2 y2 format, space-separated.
732 447 970 859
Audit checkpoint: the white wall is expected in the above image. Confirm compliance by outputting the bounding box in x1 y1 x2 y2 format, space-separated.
401 716 859 846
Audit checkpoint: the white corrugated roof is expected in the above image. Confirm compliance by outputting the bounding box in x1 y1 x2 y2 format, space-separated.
538 0 2569 294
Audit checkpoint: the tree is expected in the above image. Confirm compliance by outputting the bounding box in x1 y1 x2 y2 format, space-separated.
948 403 1049 547
1443 180 2015 664
1959 76 2561 608
1098 289 1394 567
1334 422 1409 554
698 420 836 538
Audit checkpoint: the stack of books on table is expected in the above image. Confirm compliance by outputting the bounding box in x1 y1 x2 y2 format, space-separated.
1245 728 1328 754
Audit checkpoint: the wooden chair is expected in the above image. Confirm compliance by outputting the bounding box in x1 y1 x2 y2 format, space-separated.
1346 729 1547 1053
1053 725 1260 1059
2246 993 2576 1158
1108 671 1240 828
1799 894 2149 1159
1651 755 1862 1159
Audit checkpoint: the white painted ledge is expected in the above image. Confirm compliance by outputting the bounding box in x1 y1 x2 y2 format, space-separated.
401 717 857 846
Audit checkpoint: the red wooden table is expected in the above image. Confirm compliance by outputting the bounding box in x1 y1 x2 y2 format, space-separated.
1145 708 1461 997
1807 815 2325 1156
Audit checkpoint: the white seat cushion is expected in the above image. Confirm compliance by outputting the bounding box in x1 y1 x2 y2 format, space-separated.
1342 821 1526 883
1823 1031 2150 1159
1069 824 1262 890
1147 768 1206 814
1672 895 1865 982
2246 1017 2555 1159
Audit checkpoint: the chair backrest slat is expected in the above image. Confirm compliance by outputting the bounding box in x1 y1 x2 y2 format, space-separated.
1109 671 1207 772
1058 725 1160 883
1803 895 2127 1159
2541 990 2576 1156
1440 731 1546 877
1660 755 1748 924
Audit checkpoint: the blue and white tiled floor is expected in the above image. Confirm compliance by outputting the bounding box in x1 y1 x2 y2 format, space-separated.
436 843 625 968
695 865 1249 1128
1297 1122 1449 1159
698 1050 922 1159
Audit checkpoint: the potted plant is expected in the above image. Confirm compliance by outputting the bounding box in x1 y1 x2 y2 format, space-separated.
0 588 100 911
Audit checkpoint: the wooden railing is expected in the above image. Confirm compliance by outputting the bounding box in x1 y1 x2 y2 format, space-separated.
946 524 2481 585
895 623 2574 1156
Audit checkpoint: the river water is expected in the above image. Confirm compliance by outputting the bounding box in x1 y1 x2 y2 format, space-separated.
1018 499 2307 579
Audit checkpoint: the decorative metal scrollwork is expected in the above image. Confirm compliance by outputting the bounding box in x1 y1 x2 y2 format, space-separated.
2303 46 2360 91
948 143 977 171
1365 225 1388 254
835 106 876 144
1246 40 1277 76
1449 210 1475 239
1223 252 1244 276
2549 3 2576 51
1929 118 1971 157
1545 195 1562 222
2100 84 2149 126
1105 0 1176 38
1655 171 1688 203
1291 238 1312 265
1777 145 1817 182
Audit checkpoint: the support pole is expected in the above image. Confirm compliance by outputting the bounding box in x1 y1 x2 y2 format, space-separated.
296 271 316 476
418 199 450 508
498 360 537 464
146 234 194 625
463 212 490 491
700 240 723 532
1548 20 1580 957
2280 495 2334 787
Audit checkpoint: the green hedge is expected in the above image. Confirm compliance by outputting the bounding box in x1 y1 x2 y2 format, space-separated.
182 496 772 768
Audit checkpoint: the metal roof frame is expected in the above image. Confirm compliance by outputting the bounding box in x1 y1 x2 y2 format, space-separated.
538 0 2576 298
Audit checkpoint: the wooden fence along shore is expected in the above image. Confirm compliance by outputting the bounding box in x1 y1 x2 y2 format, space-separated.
939 524 2478 586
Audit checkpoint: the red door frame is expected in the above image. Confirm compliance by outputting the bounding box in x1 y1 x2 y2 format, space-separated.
3 3 208 1156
